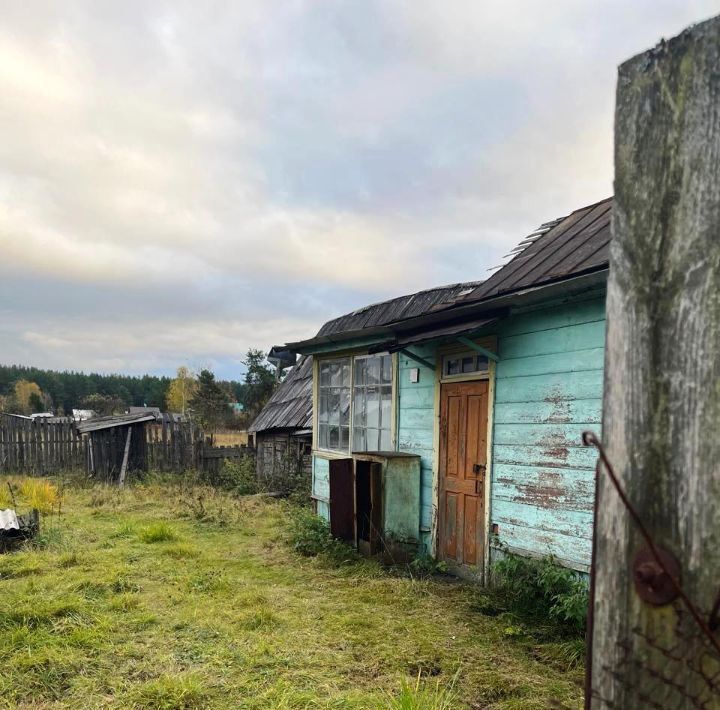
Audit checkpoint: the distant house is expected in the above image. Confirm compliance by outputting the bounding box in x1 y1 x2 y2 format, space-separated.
72 409 96 421
248 355 313 490
286 197 611 578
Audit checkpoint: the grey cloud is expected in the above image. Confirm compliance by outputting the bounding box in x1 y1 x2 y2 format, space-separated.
0 0 717 377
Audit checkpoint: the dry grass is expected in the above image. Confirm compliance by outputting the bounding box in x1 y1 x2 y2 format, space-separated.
0 477 584 709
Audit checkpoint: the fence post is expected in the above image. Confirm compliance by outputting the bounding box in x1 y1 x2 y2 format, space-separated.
589 15 720 707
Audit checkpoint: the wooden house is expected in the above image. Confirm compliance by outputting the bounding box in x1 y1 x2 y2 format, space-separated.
248 356 313 490
286 197 611 578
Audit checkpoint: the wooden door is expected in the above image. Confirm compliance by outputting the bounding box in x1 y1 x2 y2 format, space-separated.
329 459 355 542
438 380 489 575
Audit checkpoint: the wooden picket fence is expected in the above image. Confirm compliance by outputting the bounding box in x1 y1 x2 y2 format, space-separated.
0 414 87 474
0 412 253 479
145 418 204 472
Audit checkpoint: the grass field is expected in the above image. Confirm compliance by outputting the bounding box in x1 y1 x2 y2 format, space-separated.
0 478 584 709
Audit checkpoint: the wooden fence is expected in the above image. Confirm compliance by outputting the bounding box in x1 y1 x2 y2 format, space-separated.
199 444 251 478
145 419 204 473
0 413 253 479
0 415 87 474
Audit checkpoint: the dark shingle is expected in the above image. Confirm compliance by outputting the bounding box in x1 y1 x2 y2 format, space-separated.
248 356 313 434
459 197 611 304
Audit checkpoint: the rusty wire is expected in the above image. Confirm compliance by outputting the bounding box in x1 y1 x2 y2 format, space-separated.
582 430 720 657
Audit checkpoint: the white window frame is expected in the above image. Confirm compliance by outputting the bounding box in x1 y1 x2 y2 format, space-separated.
313 352 397 456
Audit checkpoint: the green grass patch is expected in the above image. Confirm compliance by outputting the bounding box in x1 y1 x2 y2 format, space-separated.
0 476 584 708
140 522 180 543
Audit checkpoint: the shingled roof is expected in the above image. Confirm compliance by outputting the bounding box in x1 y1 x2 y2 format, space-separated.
458 197 611 304
317 281 481 338
286 197 612 355
248 355 313 434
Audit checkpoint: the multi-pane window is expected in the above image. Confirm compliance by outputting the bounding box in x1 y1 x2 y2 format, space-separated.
352 354 393 452
442 351 489 378
318 359 350 451
317 354 393 453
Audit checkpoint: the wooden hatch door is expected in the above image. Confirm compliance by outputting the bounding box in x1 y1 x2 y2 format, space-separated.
329 458 355 542
438 380 489 576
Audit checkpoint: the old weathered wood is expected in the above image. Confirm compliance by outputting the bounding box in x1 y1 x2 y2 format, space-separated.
118 427 132 487
590 16 720 707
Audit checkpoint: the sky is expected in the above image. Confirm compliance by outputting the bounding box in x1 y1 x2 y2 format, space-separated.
0 1 717 381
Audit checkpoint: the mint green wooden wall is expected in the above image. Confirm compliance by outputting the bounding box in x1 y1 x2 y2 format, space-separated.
397 344 437 550
312 456 330 520
492 294 605 572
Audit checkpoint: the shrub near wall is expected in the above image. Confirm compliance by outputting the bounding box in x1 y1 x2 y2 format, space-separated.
490 550 589 635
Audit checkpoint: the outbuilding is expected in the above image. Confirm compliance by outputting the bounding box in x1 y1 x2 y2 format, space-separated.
286 197 611 578
248 355 313 492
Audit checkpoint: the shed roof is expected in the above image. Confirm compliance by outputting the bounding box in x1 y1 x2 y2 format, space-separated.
458 197 611 304
76 412 157 434
248 355 313 434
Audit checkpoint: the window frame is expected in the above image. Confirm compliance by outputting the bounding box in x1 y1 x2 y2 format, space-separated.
313 351 397 456
439 350 490 381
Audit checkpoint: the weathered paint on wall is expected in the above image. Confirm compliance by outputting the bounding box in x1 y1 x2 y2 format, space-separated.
491 293 605 572
312 456 330 520
396 344 437 548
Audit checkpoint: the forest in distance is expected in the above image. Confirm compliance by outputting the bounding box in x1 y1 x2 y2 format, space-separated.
0 350 276 421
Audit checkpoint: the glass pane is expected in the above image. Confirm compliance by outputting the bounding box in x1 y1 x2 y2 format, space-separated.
366 356 381 385
445 357 460 376
320 363 331 387
340 388 350 425
319 424 328 449
330 362 341 387
366 387 380 428
380 427 392 451
342 362 351 386
365 428 380 451
340 426 349 450
328 426 339 449
353 426 366 452
476 355 489 372
381 355 392 383
462 356 475 373
354 358 366 386
319 393 329 423
328 390 339 425
380 386 392 429
353 387 365 427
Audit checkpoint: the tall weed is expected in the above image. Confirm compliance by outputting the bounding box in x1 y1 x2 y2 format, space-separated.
490 549 588 635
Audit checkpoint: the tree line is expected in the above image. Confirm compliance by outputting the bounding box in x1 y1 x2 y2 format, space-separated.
0 349 278 427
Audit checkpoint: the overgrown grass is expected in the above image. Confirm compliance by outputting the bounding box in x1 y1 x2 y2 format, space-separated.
0 476 584 708
478 548 589 641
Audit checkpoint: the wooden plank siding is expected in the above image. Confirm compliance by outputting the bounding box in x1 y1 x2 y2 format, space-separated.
491 293 605 572
396 343 437 545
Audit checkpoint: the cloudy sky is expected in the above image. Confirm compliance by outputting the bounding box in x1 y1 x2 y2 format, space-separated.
0 1 716 380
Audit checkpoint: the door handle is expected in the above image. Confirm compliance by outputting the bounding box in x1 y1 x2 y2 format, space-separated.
475 478 483 495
